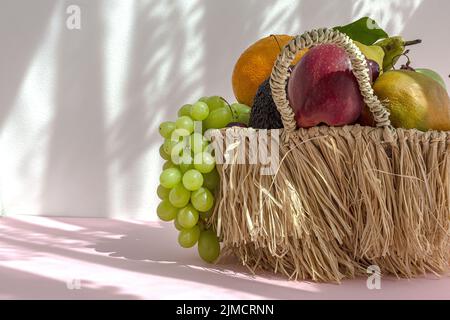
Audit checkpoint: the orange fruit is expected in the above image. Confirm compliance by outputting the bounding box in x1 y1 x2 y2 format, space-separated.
232 35 308 107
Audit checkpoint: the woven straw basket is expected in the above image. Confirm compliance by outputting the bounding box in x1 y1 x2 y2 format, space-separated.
209 29 450 282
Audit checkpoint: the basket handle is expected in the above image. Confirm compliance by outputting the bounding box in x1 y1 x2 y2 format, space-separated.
269 28 392 133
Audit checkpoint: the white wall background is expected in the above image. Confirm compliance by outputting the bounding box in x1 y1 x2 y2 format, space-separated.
0 0 449 219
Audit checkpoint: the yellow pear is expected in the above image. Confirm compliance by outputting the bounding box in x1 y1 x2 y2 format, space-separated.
372 70 450 131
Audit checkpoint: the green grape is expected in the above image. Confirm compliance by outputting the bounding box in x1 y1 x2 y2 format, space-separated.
178 151 193 172
191 187 214 212
205 96 227 111
163 139 178 155
232 103 251 125
230 104 239 120
171 144 191 166
159 144 170 160
162 161 175 170
177 204 199 229
198 230 220 263
200 210 213 219
204 107 232 129
176 116 194 134
203 168 220 190
174 218 183 231
157 200 178 221
197 220 205 230
202 139 214 155
193 152 215 174
193 119 204 135
170 142 189 165
180 162 194 173
231 103 251 115
159 121 176 139
189 133 208 154
164 130 189 163
159 167 182 188
190 101 210 121
157 184 171 200
169 184 191 208
178 225 201 248
182 169 204 191
238 112 250 125
171 128 190 140
199 96 209 103
178 104 192 117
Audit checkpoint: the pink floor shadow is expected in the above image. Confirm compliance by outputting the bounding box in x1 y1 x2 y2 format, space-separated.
0 216 448 300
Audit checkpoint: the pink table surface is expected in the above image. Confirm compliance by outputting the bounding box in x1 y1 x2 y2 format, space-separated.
0 216 448 300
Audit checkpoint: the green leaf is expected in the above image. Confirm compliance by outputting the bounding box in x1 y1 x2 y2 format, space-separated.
334 17 389 45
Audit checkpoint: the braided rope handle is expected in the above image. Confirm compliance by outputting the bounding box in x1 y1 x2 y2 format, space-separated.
270 28 391 133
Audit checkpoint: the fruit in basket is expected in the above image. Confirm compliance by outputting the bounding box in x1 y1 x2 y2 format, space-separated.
204 96 227 111
376 36 422 71
366 59 381 83
198 230 220 263
369 70 450 131
415 68 447 90
204 106 233 129
249 77 284 129
190 101 210 121
354 41 385 76
232 35 308 106
288 44 364 128
394 51 447 91
178 104 192 117
175 116 194 134
231 103 251 125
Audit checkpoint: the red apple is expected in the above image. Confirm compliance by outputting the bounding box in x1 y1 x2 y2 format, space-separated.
287 44 365 128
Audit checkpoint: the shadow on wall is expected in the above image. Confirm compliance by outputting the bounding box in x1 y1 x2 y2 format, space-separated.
39 0 210 217
41 0 109 217
0 0 58 128
106 0 205 212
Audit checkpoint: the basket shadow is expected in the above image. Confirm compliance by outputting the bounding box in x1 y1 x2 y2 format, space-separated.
2 217 449 299
88 222 319 299
0 217 317 299
0 265 139 300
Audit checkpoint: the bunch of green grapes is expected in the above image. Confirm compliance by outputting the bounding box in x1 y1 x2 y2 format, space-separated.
157 96 251 263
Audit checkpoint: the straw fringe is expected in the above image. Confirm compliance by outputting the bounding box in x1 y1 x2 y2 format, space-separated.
210 126 450 282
